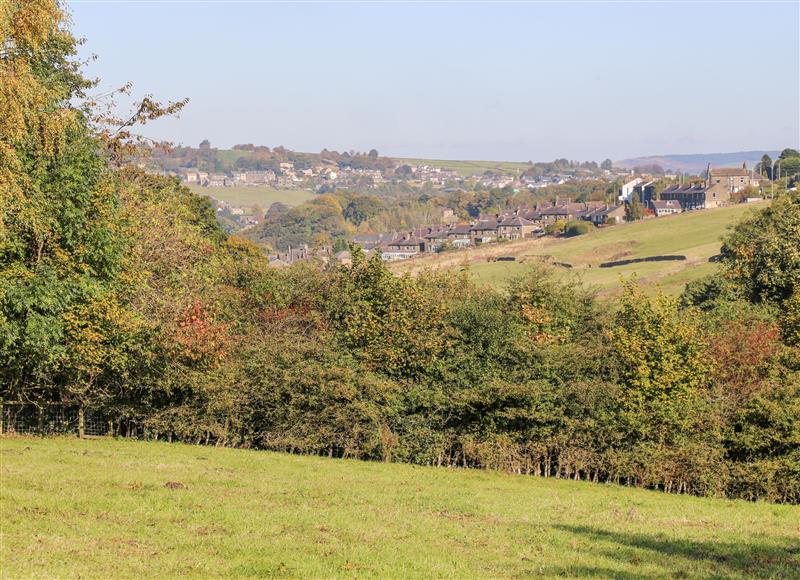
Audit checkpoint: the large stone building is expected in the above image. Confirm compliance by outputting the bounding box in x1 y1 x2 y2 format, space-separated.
660 163 754 210
660 183 721 210
708 163 753 195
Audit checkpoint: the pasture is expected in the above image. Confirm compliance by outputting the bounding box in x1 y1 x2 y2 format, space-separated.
391 202 765 296
394 157 531 177
1 436 798 578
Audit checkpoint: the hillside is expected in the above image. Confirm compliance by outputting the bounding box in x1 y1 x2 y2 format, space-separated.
616 150 781 174
389 203 766 296
393 157 531 177
2 437 798 578
187 184 316 209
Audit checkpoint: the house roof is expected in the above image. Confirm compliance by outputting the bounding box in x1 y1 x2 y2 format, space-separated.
519 209 542 221
650 200 682 209
498 216 534 227
424 229 449 239
447 224 472 235
470 219 499 231
710 167 748 177
541 206 572 216
585 205 622 218
389 236 423 247
661 184 710 194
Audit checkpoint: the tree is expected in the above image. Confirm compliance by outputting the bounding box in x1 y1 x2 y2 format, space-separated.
625 196 644 221
760 154 773 179
778 157 800 179
0 0 127 405
720 191 800 304
395 165 413 178
343 195 384 226
368 149 379 159
323 250 448 381
610 282 712 444
601 159 613 171
507 264 599 344
545 220 567 235
779 148 800 160
564 221 592 237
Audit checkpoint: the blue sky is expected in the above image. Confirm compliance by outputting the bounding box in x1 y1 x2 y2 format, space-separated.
69 1 799 161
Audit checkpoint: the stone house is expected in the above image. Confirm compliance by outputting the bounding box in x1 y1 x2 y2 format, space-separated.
497 216 538 239
470 219 499 244
446 224 473 248
660 183 722 210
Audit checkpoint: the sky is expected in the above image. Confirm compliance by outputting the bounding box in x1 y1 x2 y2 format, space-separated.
69 0 800 162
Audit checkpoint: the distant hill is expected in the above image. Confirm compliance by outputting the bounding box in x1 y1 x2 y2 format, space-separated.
616 150 781 174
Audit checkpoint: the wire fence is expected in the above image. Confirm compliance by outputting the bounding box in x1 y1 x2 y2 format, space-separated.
1 402 108 437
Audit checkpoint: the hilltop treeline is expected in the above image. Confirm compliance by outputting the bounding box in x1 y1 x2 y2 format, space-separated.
149 142 396 175
2 1 799 503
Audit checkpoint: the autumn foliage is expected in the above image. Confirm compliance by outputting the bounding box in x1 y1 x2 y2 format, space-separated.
1 1 798 504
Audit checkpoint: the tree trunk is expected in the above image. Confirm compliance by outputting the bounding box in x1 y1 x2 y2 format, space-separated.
78 407 85 438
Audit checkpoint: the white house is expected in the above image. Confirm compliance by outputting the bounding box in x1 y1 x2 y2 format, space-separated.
618 178 643 202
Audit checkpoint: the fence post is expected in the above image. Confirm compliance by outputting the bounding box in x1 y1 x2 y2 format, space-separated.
78 407 85 438
0 398 3 435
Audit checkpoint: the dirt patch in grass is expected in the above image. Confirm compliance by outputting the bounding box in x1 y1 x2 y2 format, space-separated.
163 481 186 490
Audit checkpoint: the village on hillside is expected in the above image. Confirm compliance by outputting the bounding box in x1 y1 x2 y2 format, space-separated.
166 140 596 192
267 162 771 267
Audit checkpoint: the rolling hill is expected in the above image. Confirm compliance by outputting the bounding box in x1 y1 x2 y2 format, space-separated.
389 202 766 296
2 436 797 578
616 150 781 174
392 157 531 177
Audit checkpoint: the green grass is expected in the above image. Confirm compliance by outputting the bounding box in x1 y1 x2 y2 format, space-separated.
215 149 255 165
2 437 798 578
395 157 531 177
467 203 765 295
188 184 316 209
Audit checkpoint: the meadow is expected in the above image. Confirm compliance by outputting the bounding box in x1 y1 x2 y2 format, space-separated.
391 203 765 295
394 157 531 177
215 149 255 165
187 184 316 209
1 436 798 578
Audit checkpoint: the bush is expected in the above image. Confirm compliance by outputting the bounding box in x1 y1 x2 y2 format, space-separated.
564 221 592 237
545 220 566 235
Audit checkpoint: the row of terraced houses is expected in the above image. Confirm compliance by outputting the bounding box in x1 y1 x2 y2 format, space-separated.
355 164 763 262
351 200 627 261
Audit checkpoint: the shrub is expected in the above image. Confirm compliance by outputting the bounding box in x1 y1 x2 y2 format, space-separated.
564 221 592 237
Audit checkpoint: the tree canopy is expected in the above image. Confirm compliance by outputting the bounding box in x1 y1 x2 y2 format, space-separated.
2 0 798 504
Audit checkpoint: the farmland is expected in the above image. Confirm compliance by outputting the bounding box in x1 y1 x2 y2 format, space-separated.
393 157 531 177
390 202 766 296
2 436 798 578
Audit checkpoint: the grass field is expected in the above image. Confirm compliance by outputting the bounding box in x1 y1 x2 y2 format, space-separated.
2 437 798 578
215 149 255 165
391 203 766 296
188 184 316 209
394 157 531 177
